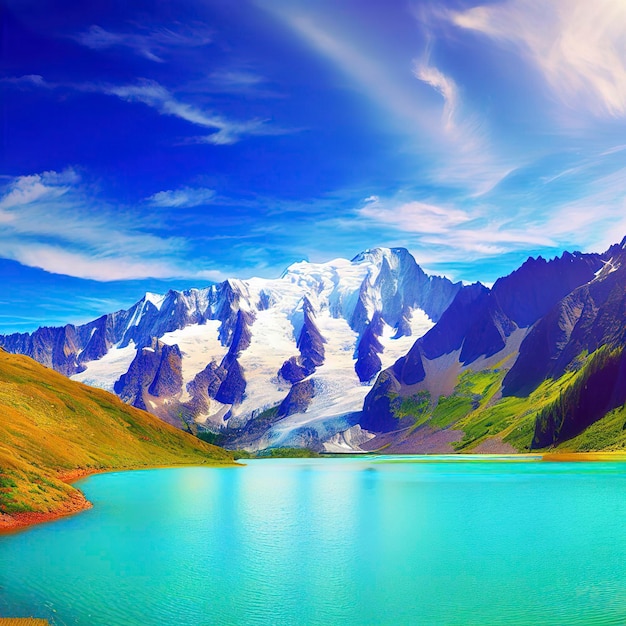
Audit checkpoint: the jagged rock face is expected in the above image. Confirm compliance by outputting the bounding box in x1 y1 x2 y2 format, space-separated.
185 361 227 416
226 310 255 358
279 357 310 384
492 251 603 328
188 361 227 402
215 356 247 406
0 324 83 376
114 339 162 409
504 247 626 396
114 338 183 410
355 312 385 383
360 369 403 433
277 378 316 418
297 299 325 367
148 344 183 398
280 298 326 383
390 283 492 388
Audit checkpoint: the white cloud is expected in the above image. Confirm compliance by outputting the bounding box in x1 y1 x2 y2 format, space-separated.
5 73 280 146
101 79 273 144
413 62 458 132
147 186 216 208
208 70 265 92
257 3 511 193
357 198 472 234
450 0 626 118
2 243 184 282
0 170 221 282
74 24 211 62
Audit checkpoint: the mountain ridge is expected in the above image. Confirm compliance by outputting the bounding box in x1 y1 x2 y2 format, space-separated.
360 241 626 453
2 241 625 454
0 248 462 450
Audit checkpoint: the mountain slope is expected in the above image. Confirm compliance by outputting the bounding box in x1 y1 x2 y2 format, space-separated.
359 241 626 453
0 349 233 530
0 248 461 450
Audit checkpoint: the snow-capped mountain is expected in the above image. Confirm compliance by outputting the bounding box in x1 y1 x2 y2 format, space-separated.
0 248 461 450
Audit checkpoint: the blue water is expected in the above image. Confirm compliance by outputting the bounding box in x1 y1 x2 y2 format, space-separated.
2 457 626 625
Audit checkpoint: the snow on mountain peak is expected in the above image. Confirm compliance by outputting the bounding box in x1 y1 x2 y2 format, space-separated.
144 292 165 311
0 246 462 452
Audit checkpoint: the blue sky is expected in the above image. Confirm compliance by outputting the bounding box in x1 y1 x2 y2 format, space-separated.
2 0 626 332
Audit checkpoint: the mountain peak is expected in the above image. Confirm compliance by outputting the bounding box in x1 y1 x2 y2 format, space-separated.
144 292 165 311
350 247 410 265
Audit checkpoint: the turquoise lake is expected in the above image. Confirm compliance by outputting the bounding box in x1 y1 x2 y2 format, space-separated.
2 457 626 625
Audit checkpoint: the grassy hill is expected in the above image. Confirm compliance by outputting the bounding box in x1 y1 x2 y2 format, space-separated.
0 349 233 529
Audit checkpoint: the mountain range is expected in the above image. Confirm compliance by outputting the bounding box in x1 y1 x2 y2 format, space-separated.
1 240 625 454
0 249 461 450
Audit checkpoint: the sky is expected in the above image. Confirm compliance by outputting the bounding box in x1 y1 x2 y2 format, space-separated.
1 0 626 332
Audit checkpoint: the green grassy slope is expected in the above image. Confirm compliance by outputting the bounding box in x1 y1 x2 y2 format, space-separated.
0 349 233 519
374 348 626 453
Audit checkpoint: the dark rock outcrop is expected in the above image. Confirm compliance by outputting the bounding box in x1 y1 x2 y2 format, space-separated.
491 251 603 328
114 338 183 409
184 361 228 416
215 356 247 406
362 247 612 436
277 378 315 418
355 312 385 383
360 369 404 433
279 356 309 384
280 298 325 382
148 344 183 398
504 246 626 396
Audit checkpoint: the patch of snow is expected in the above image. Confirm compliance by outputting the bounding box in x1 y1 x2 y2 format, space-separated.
264 307 433 447
595 258 620 279
71 342 137 392
379 308 433 362
144 291 165 311
160 321 227 401
229 294 303 425
323 425 375 453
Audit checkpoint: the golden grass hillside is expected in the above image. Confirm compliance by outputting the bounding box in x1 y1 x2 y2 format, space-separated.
0 349 233 526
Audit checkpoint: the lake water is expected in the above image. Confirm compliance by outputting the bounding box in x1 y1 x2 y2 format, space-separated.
2 457 626 625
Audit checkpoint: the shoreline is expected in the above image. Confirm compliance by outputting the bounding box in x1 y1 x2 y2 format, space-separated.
0 462 237 535
3 452 626 533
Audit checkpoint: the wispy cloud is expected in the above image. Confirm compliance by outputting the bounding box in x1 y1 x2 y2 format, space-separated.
3 74 282 145
354 194 554 257
147 186 216 208
349 147 626 267
73 24 211 62
413 61 458 132
0 170 223 282
208 69 264 92
101 79 277 144
357 196 472 234
1 74 53 89
257 3 511 193
267 9 427 131
450 0 626 118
